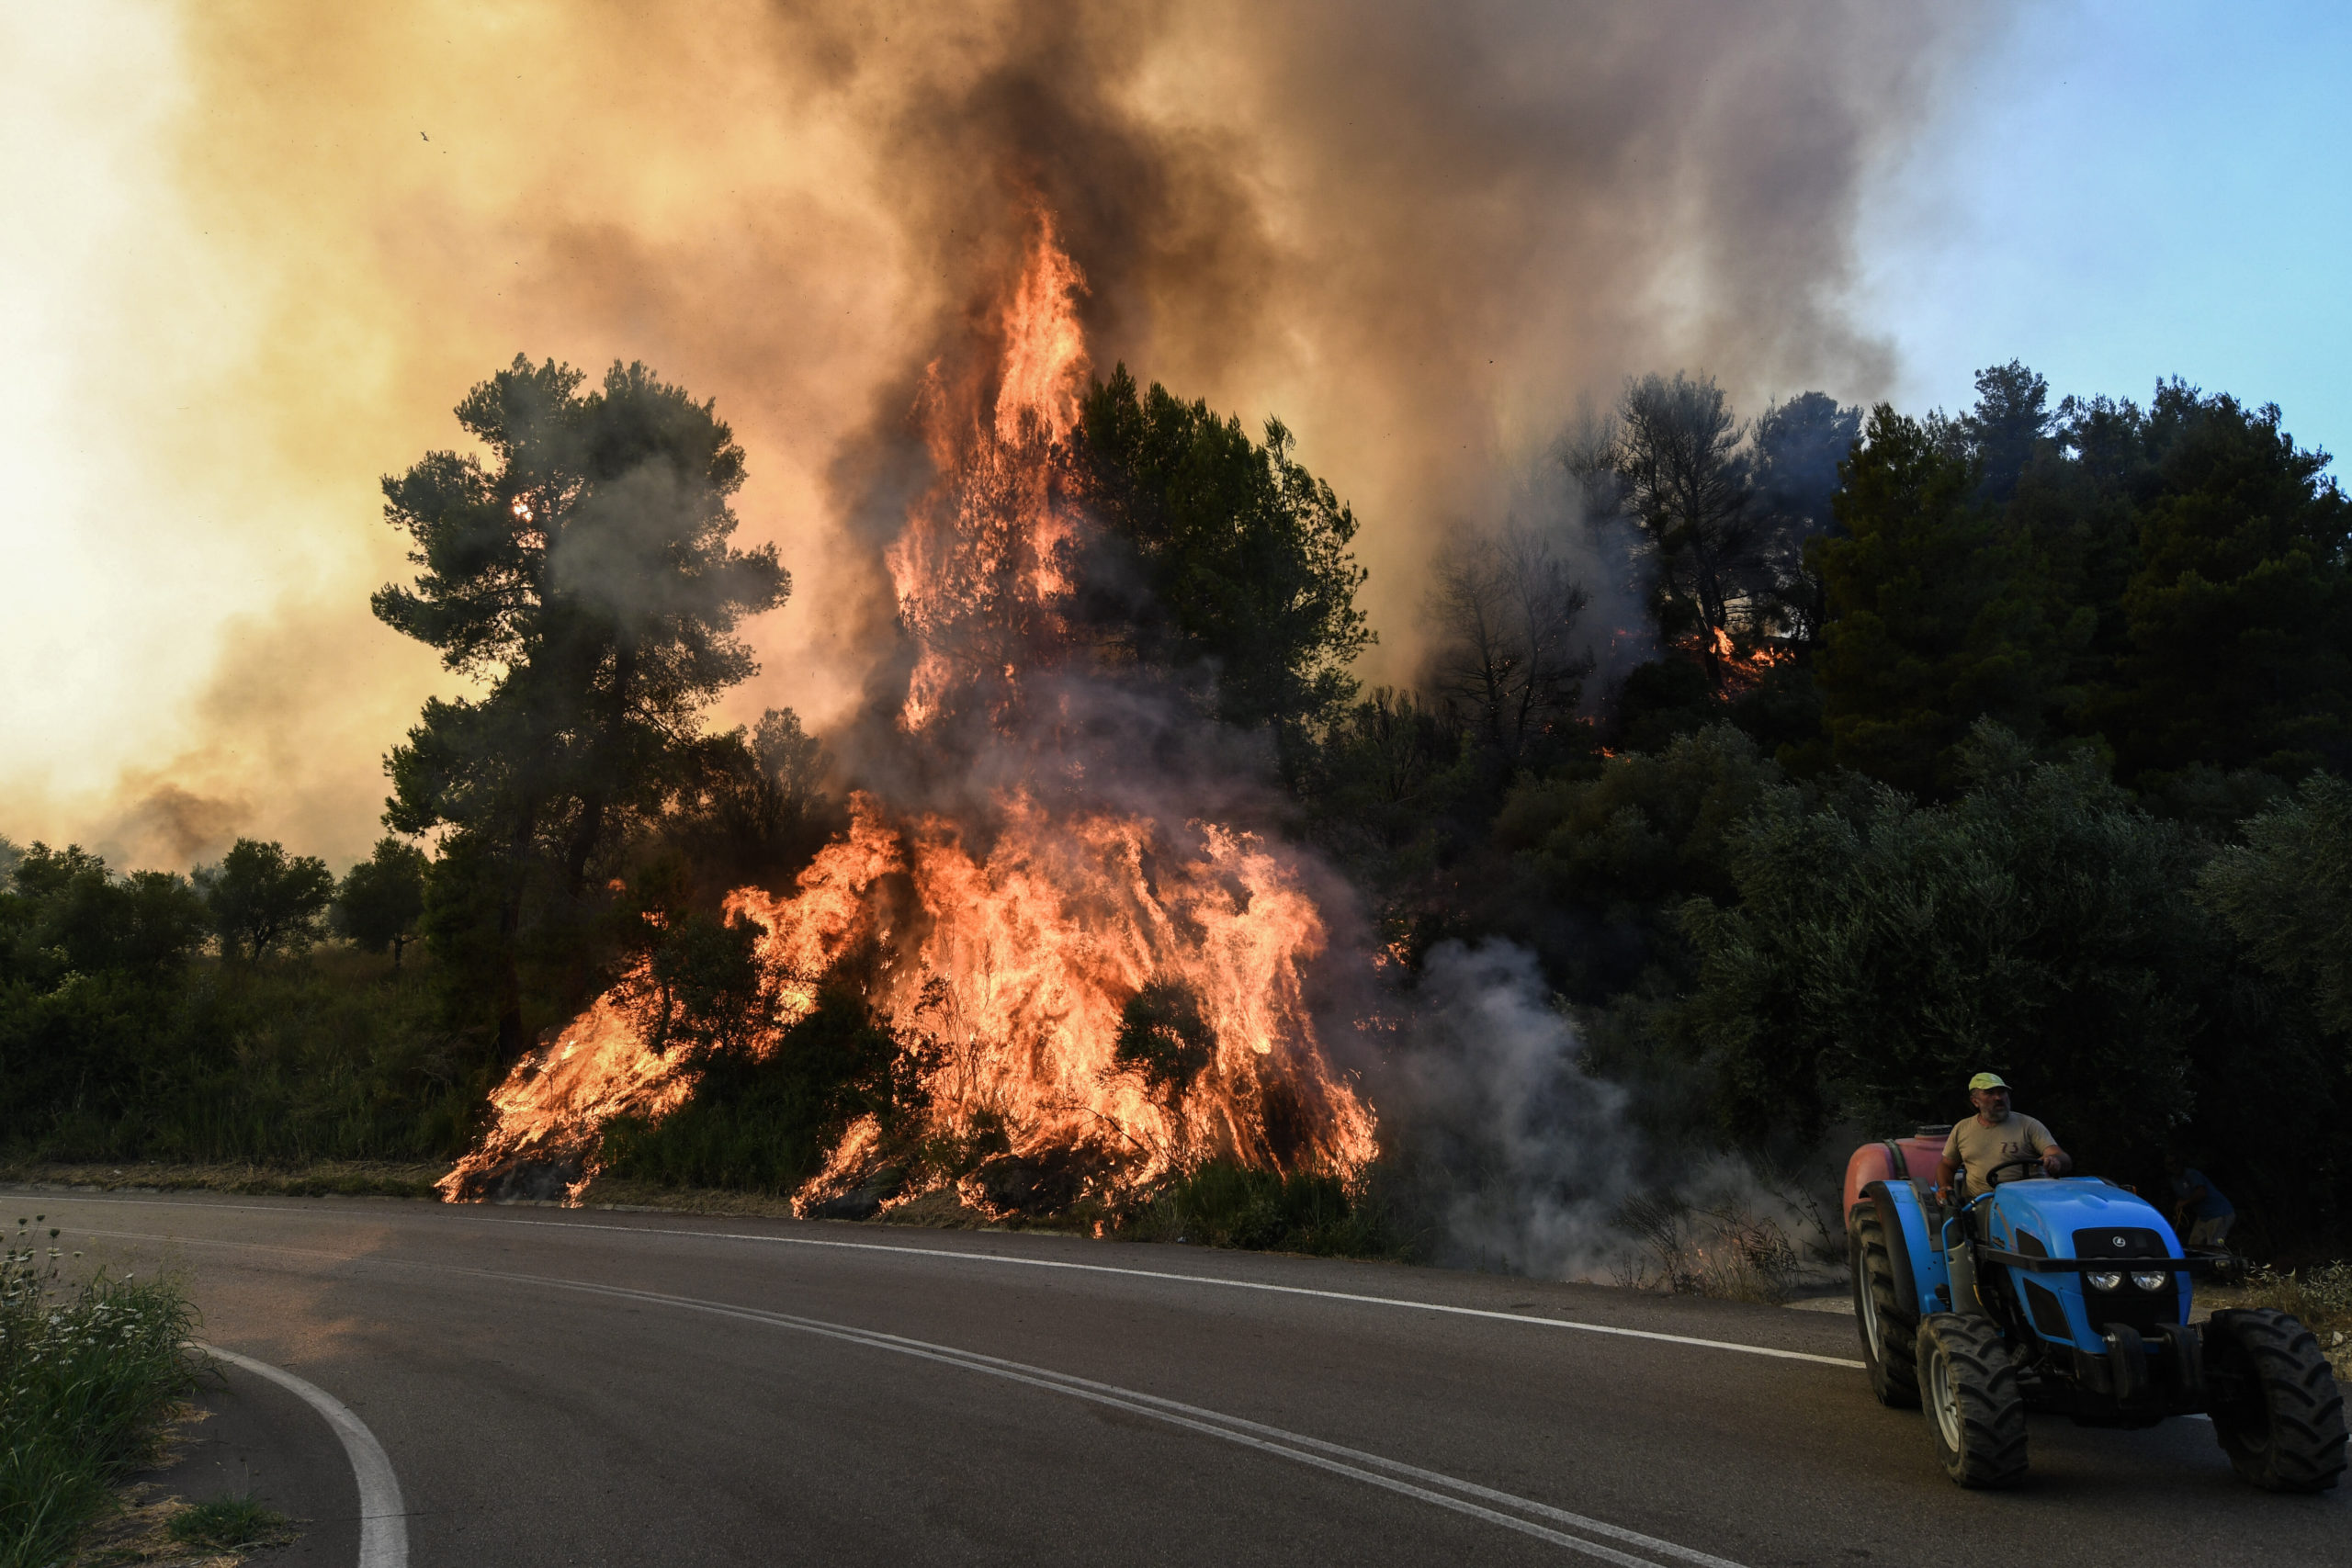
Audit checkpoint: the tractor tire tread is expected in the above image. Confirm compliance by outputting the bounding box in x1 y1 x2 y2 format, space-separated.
1852 1212 1919 1408
2206 1308 2346 1494
1920 1313 2029 1489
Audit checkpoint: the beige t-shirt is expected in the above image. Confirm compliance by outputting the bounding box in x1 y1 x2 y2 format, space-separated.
1942 1112 2057 1199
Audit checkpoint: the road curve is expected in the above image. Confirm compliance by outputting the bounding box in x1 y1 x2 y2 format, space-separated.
24 1189 2346 1567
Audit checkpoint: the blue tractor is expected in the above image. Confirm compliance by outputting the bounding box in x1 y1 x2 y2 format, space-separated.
1844 1129 2346 1491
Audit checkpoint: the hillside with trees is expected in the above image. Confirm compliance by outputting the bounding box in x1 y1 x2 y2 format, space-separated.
5 355 2347 1259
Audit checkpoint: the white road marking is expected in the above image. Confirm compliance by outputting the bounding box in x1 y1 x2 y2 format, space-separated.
492 1214 1871 1371
36 1191 1866 1368
114 1225 1750 1563
453 1268 1757 1568
198 1343 409 1568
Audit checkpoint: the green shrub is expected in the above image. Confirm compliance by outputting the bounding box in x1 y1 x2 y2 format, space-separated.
1116 1159 1411 1258
0 1217 199 1568
4 948 496 1168
1672 723 2223 1158
597 987 923 1194
2201 772 2352 1039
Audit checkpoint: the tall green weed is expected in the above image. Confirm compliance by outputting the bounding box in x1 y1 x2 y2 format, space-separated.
0 1217 199 1568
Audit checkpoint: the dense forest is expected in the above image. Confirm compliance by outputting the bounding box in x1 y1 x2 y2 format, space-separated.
6 355 2349 1259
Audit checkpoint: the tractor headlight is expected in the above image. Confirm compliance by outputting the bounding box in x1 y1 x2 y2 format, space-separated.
2130 1269 2169 1292
2086 1269 2124 1291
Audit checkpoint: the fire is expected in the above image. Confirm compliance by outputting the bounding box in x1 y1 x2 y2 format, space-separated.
1696 624 1792 695
989 212 1088 447
439 210 1377 1211
888 212 1091 736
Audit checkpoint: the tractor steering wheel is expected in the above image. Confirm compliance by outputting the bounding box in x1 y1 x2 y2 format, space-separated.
1980 1155 2048 1188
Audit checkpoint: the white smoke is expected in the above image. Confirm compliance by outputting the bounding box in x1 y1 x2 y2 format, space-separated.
1385 937 1831 1285
1385 939 1641 1277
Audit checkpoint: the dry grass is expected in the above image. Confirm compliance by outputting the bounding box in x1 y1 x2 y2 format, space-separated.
1613 1194 1804 1303
564 1176 807 1219
876 1190 996 1228
65 1488 239 1568
64 1478 294 1568
2201 1261 2352 1381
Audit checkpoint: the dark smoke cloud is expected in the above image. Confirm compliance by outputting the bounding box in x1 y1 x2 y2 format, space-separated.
6 1 2006 862
789 0 2003 690
97 782 252 871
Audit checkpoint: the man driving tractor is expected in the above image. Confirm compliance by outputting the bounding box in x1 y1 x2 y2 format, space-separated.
1934 1071 2072 1205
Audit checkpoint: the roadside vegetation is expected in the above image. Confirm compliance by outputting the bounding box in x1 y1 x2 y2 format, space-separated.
0 1216 200 1568
1110 1161 1410 1258
164 1494 296 1554
6 355 2350 1281
2205 1263 2352 1381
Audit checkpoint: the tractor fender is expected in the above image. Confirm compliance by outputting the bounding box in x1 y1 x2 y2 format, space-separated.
1862 1179 1950 1320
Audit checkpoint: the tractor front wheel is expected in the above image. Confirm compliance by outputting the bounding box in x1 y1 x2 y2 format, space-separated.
1919 1313 2029 1488
2206 1308 2346 1494
1850 1209 1918 1407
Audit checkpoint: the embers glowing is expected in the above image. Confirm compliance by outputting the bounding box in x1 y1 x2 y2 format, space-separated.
1696 625 1792 694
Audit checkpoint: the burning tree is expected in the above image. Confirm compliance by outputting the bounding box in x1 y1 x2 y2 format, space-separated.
438 212 1379 1212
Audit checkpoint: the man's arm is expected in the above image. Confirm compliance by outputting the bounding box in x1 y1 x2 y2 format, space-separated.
1936 1153 1962 1203
2034 1125 2072 1177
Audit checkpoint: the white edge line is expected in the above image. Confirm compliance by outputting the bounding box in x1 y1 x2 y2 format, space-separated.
40 1192 1862 1370
493 1216 1871 1371
197 1343 409 1568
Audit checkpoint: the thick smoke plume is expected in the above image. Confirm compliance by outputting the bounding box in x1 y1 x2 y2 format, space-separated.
4 0 2003 865
1387 940 1643 1277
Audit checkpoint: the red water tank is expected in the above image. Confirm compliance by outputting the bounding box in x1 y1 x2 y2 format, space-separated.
1842 1128 1952 1219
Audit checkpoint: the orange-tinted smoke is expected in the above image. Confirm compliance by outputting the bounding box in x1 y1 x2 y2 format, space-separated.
6 1 2003 868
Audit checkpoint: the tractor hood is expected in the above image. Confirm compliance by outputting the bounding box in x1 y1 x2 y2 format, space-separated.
1984 1179 2181 1260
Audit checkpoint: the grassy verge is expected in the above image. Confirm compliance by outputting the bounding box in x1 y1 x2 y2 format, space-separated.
1 1216 200 1568
568 1176 807 1219
166 1494 296 1553
0 1161 448 1201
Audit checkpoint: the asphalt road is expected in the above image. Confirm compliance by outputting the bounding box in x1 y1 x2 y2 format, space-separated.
22 1188 2346 1567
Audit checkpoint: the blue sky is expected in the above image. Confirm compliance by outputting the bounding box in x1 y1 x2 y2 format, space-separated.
1857 1 2352 468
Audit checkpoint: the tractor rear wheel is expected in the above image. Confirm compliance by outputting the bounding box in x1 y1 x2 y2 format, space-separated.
1919 1313 2029 1488
1850 1210 1918 1407
2205 1308 2346 1493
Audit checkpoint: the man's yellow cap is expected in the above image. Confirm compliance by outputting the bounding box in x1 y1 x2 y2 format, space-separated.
1969 1072 2009 1091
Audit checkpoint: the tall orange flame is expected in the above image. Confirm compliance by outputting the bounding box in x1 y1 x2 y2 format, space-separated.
439 212 1376 1211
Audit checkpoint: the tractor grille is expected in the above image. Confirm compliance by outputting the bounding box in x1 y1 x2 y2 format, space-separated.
2072 1225 2180 1332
